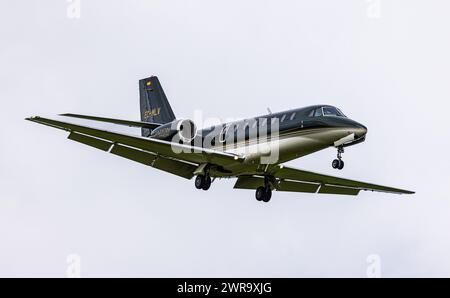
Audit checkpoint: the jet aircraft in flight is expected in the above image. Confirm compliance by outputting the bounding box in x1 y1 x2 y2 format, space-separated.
27 76 414 202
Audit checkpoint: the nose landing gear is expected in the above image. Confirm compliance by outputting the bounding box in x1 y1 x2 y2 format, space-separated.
332 146 345 170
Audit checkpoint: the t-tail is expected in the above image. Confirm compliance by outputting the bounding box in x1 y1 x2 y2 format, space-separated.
139 76 176 137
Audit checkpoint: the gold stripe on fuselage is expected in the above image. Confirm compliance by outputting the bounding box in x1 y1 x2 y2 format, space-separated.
205 126 355 165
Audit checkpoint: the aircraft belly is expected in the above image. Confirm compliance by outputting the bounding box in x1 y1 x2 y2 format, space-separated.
220 128 352 173
276 128 353 162
276 136 329 163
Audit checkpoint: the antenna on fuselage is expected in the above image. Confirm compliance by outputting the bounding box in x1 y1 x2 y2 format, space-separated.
267 107 272 114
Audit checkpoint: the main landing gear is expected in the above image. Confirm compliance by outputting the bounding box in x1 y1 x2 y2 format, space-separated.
255 177 272 203
195 174 212 191
194 164 212 191
332 146 345 170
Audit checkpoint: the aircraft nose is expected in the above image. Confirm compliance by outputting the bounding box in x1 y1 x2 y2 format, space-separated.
355 123 368 138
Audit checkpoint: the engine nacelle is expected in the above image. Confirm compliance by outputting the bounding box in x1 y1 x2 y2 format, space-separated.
150 119 197 142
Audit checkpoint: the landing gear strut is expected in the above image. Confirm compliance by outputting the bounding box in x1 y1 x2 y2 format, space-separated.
255 177 273 203
332 146 344 170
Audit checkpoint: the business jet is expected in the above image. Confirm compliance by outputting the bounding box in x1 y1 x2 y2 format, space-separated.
26 76 414 203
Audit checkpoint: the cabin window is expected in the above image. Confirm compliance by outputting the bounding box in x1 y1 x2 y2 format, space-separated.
243 123 250 141
314 108 323 117
281 114 287 122
290 112 296 120
261 118 267 126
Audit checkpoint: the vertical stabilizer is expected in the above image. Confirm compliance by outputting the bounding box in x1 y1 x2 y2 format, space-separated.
139 76 176 137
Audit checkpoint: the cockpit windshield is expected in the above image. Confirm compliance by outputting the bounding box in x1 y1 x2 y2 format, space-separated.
309 106 346 117
323 106 346 117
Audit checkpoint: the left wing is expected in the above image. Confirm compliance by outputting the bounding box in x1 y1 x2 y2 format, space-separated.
26 116 243 179
234 166 414 196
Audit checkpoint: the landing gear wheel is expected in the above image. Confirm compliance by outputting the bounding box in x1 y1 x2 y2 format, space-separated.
255 186 272 203
195 174 212 190
332 146 345 170
262 188 272 203
255 187 266 201
195 175 205 189
332 159 340 169
202 176 212 190
256 176 274 203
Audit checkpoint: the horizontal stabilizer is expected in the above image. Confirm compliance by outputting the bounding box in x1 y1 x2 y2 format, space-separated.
60 113 161 130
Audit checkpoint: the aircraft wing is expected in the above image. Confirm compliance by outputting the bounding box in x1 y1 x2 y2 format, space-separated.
234 166 414 196
26 116 243 179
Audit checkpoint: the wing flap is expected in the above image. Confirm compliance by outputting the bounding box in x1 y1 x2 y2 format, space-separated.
271 167 414 195
234 177 320 194
68 132 113 152
318 184 360 196
109 144 195 179
151 157 196 179
110 144 156 165
234 176 264 189
277 180 319 193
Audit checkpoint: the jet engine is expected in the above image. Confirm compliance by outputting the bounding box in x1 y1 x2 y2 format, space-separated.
150 119 197 143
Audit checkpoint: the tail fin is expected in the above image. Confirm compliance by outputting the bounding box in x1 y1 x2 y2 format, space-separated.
139 76 176 137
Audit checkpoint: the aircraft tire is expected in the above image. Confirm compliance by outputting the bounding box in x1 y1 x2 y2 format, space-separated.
338 160 344 170
202 176 212 191
195 175 205 189
262 188 272 203
332 159 340 169
255 187 266 201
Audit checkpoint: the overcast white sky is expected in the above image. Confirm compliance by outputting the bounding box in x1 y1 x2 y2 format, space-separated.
1 0 450 277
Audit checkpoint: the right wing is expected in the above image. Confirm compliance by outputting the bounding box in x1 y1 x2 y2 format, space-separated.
234 166 414 196
27 116 243 179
